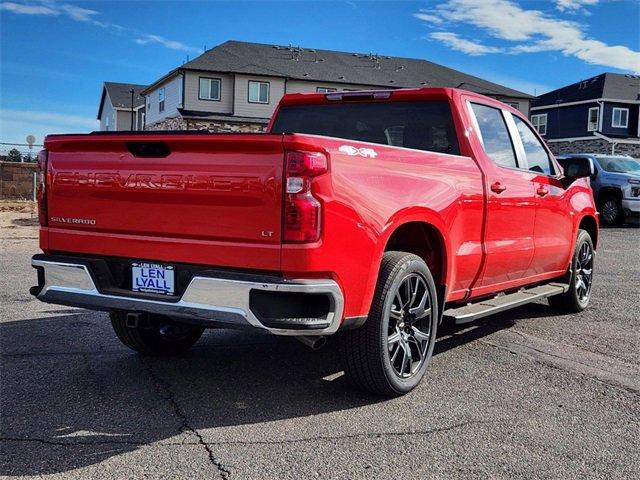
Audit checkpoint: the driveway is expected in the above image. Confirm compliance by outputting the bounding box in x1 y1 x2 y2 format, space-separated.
1 208 639 479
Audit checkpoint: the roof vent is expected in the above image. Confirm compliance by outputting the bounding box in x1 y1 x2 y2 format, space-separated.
389 80 395 83
420 81 428 85
395 65 405 72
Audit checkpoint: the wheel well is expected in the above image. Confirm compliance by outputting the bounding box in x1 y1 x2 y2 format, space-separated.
385 222 446 287
579 215 598 249
597 187 622 204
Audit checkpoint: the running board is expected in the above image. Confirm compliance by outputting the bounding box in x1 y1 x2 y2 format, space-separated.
443 283 570 325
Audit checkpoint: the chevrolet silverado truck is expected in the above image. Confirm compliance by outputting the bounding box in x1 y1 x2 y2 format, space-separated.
31 88 598 396
557 153 640 226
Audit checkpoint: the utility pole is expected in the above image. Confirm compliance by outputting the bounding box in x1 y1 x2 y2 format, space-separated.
130 89 135 131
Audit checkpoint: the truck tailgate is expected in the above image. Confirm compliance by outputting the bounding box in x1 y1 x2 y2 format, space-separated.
44 133 284 270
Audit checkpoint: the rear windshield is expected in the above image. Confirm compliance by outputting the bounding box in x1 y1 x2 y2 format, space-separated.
271 101 460 155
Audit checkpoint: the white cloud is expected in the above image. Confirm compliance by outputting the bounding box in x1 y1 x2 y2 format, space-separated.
0 1 57 15
415 0 640 72
556 0 598 12
430 32 503 56
58 3 98 21
0 1 199 53
135 34 198 53
413 11 444 25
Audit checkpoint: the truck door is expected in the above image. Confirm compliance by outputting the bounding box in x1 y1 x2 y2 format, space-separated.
467 102 537 292
509 115 574 276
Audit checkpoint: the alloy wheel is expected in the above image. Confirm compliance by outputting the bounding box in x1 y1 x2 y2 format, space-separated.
575 242 593 302
386 273 433 378
601 199 619 224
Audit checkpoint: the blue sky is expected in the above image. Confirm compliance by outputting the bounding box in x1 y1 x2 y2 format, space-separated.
1 0 638 146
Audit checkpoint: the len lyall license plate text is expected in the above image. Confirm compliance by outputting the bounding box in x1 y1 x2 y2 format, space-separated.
132 263 175 295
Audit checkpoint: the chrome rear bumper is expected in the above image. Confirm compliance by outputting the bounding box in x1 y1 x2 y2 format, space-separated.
31 257 344 336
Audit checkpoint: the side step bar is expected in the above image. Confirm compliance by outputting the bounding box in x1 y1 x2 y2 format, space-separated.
443 283 570 325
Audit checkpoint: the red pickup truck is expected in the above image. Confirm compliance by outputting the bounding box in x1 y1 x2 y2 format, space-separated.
31 88 598 396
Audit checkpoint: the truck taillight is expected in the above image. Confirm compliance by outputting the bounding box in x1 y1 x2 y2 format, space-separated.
284 150 327 243
36 149 48 226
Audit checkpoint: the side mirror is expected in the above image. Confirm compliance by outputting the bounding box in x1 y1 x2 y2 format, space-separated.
562 157 595 180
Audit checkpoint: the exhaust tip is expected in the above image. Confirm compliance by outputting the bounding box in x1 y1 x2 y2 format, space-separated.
295 335 327 350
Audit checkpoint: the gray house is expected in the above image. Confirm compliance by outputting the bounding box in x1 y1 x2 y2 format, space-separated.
530 73 640 156
97 82 147 131
141 40 533 132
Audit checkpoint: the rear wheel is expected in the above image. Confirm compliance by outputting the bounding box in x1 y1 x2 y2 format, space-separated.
110 310 204 355
549 229 594 313
341 251 438 397
599 195 622 226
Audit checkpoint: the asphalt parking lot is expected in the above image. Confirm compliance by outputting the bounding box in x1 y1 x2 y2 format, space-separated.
1 207 639 479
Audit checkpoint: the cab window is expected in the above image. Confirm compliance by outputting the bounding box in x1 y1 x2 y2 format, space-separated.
512 116 555 175
470 103 518 169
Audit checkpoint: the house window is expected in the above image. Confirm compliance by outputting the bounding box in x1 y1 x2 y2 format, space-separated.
505 102 519 109
105 114 110 131
159 87 165 113
612 108 629 128
587 107 599 132
316 87 337 93
199 77 221 101
530 114 547 136
248 81 269 103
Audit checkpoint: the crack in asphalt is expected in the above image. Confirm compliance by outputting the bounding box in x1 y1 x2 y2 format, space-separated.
0 419 493 448
479 330 640 395
138 357 231 479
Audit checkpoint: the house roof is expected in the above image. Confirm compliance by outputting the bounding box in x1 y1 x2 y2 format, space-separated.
141 40 532 99
532 73 640 107
98 82 147 119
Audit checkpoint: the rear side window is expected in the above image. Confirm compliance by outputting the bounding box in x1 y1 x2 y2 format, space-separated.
271 101 460 155
512 116 555 175
470 103 518 169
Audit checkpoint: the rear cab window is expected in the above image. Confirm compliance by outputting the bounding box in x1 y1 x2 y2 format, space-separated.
512 116 555 176
469 103 518 169
271 101 460 156
469 100 556 176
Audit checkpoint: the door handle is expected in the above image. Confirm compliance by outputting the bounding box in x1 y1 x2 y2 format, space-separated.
490 182 507 194
536 186 549 197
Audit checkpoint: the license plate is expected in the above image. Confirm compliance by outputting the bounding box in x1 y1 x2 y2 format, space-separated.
131 262 175 295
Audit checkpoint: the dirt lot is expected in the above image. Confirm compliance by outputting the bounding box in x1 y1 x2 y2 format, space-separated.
1 206 639 479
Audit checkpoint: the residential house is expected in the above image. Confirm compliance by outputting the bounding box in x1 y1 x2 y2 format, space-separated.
530 73 640 156
97 82 147 131
141 40 533 132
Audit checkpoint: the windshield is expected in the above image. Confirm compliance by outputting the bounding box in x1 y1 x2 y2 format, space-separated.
271 101 460 155
597 157 640 173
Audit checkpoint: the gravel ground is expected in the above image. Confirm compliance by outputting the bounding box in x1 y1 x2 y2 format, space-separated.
1 213 639 479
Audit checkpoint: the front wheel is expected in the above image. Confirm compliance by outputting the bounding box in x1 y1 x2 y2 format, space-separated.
599 196 622 226
110 310 204 356
549 229 594 313
341 251 439 397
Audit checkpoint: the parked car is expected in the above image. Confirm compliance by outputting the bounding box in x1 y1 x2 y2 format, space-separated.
31 88 598 396
557 154 640 225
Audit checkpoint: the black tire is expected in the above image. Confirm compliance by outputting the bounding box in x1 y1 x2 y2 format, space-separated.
110 310 204 356
341 251 439 397
549 229 594 313
599 195 622 226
